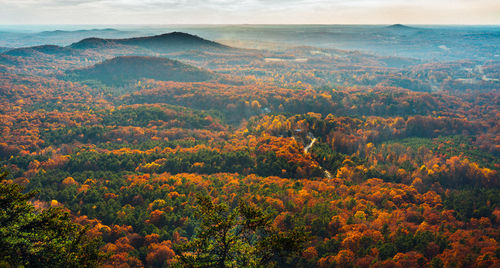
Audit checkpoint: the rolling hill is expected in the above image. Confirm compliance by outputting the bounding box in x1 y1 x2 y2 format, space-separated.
70 32 228 52
66 56 214 85
38 28 123 37
4 45 79 57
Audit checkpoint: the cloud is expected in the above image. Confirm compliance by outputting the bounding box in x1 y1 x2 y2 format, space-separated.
0 0 499 24
1 0 104 7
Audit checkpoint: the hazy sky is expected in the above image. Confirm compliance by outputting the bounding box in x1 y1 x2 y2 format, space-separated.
0 0 499 25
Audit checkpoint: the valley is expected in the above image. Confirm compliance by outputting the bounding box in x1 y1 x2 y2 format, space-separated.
0 26 499 267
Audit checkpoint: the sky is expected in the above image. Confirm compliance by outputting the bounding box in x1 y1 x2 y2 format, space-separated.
0 0 499 25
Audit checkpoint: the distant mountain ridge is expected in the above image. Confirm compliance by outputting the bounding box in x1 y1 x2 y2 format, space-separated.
384 24 422 32
387 24 414 29
1 32 229 58
66 56 214 85
39 28 121 35
0 28 135 48
4 45 78 57
70 32 229 52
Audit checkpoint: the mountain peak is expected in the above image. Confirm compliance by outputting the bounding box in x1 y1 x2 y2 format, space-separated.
70 32 228 52
69 37 118 49
386 24 414 30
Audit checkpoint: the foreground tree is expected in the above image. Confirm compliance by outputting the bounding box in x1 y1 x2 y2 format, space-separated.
176 195 308 267
0 171 103 267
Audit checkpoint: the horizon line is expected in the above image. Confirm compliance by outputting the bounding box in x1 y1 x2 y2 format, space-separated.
1 23 500 26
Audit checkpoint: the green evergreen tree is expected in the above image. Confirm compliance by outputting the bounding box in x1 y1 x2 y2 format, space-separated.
175 194 308 268
0 171 104 267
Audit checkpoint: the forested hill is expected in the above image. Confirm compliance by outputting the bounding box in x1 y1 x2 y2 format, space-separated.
3 45 78 57
70 31 229 52
66 56 215 85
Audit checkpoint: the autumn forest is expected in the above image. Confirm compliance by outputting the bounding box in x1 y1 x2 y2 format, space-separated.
0 25 499 267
